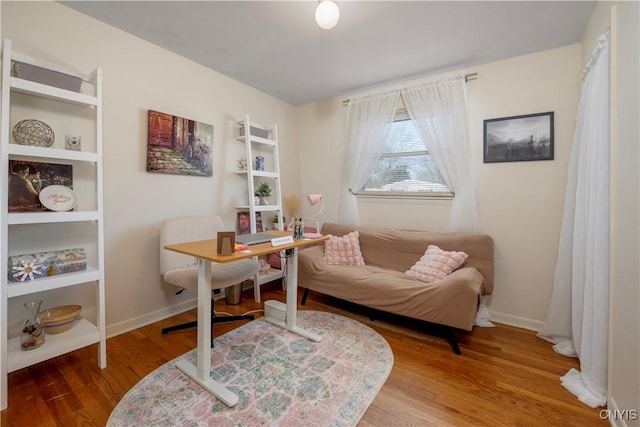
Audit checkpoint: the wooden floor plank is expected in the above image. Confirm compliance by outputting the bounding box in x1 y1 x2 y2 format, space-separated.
1 284 606 426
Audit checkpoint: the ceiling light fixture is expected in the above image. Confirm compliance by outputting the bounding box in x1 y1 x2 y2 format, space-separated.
315 0 339 30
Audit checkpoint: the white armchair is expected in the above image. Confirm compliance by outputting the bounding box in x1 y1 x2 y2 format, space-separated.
159 215 260 336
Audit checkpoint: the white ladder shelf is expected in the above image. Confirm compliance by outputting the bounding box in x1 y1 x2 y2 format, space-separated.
235 116 285 302
0 39 106 410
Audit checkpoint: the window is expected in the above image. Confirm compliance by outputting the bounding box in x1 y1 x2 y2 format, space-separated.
362 111 452 197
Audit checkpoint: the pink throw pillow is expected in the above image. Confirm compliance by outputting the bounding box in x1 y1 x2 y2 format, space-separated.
323 231 365 266
406 245 468 283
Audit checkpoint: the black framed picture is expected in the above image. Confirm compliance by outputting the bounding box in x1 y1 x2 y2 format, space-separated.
483 112 554 163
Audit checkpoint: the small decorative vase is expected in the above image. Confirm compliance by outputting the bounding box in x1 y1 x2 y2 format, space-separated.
21 300 45 351
259 197 269 206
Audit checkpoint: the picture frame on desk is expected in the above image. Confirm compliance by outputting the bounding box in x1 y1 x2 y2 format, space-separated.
216 232 235 255
8 160 73 212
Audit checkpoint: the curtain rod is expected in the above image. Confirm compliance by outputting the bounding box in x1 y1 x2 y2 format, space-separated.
341 72 478 106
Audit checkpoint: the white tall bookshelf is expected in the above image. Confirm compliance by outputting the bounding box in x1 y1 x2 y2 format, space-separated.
235 116 285 302
0 39 106 410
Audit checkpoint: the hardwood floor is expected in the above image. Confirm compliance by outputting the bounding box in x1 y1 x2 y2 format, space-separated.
1 282 606 426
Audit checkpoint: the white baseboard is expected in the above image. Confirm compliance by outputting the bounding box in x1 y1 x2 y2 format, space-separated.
106 297 197 338
105 283 256 339
488 310 545 332
106 298 543 340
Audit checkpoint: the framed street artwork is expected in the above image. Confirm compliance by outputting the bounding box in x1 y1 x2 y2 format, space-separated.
146 110 213 176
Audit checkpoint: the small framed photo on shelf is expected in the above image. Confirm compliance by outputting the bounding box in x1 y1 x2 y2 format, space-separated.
237 211 263 235
237 211 251 235
255 212 263 232
483 111 554 163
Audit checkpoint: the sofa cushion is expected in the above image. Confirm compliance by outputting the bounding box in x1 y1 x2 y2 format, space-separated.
406 245 468 283
324 231 365 266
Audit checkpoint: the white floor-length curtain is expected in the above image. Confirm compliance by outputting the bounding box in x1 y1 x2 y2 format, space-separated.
402 75 479 232
537 31 610 408
337 91 400 224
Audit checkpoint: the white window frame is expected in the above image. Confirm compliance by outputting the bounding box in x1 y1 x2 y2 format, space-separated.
357 108 454 200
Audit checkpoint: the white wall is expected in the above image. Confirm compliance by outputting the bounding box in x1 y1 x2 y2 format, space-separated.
1 2 297 335
470 46 580 328
577 1 639 418
591 1 640 422
296 44 581 330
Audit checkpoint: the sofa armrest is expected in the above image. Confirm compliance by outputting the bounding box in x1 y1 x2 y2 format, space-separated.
298 245 325 285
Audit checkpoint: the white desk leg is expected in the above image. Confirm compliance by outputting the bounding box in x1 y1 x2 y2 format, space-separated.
174 259 238 407
285 248 298 330
283 248 321 342
198 259 211 379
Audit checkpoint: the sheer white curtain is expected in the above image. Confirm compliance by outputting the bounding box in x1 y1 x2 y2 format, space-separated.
402 75 479 232
537 31 610 408
337 91 400 224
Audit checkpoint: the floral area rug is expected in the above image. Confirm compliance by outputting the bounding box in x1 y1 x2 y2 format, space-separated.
107 310 393 426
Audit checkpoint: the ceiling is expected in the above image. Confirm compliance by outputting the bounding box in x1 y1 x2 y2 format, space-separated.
60 1 595 106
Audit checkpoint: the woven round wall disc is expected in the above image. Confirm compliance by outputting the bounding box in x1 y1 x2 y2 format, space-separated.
12 119 55 147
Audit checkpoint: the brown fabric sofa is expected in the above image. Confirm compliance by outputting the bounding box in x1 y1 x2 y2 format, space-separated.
298 223 494 353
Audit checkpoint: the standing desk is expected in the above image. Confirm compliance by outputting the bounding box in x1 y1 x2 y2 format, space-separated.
164 231 328 407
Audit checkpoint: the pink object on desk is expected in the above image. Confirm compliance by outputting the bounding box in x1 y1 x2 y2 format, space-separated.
303 193 324 238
